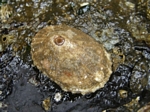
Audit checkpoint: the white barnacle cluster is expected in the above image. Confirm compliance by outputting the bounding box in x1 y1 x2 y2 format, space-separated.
54 92 62 102
99 27 120 51
127 15 148 41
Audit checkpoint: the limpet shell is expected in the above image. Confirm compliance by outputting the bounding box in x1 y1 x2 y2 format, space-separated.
31 24 112 95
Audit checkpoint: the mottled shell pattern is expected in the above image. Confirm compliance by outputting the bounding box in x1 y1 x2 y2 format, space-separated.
31 24 112 95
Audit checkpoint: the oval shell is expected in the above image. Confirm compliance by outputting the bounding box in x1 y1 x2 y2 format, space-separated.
31 24 112 95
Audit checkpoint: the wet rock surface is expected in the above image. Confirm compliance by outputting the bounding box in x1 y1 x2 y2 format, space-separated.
0 0 150 112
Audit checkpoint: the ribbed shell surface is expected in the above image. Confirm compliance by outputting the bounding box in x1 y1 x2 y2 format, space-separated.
31 24 112 95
